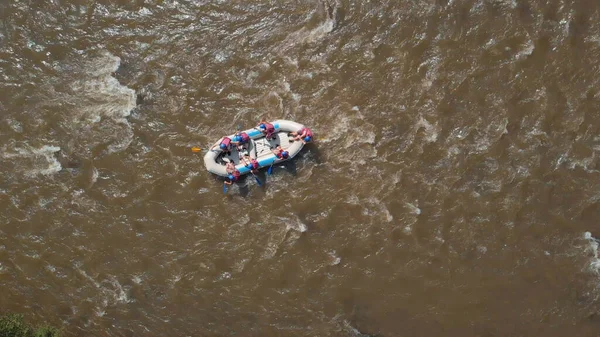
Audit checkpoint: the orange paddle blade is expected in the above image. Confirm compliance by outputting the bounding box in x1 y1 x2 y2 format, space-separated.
191 147 202 153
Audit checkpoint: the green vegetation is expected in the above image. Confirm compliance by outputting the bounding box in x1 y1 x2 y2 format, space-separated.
0 313 60 337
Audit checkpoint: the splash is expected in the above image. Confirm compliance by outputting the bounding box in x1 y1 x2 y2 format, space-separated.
1 143 62 177
584 232 600 275
415 117 440 143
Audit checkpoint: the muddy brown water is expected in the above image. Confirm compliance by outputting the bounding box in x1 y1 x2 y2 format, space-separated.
2 1 600 336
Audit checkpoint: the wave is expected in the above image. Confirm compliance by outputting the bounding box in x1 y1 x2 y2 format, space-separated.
1 143 62 178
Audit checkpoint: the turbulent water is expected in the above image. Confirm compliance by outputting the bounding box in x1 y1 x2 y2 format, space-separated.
2 0 600 336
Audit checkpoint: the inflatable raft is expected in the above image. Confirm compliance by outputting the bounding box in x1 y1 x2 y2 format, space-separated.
203 120 306 177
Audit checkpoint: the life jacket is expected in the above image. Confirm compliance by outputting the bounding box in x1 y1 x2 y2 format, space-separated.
231 169 241 181
240 132 250 143
221 136 231 148
301 127 313 137
245 158 259 170
276 149 289 159
264 123 275 133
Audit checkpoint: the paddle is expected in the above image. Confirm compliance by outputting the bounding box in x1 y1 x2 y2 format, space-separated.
251 171 262 186
223 182 228 194
268 159 275 175
192 146 220 153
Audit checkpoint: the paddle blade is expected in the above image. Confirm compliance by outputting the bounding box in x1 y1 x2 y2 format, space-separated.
268 165 273 175
254 175 262 186
191 147 202 153
223 183 227 194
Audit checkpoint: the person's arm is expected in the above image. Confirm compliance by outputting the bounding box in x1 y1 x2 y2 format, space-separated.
224 180 232 185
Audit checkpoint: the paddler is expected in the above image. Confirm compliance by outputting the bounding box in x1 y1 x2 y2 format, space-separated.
241 153 260 174
231 131 251 150
224 162 240 185
256 119 276 140
271 145 289 160
211 136 233 156
290 126 313 144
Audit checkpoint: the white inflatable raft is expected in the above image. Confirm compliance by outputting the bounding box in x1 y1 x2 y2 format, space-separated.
203 120 306 177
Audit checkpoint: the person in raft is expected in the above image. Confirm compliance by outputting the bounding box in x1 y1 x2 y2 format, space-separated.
231 131 251 150
211 136 233 155
241 153 260 174
271 145 289 160
256 119 276 140
290 126 313 144
224 162 240 185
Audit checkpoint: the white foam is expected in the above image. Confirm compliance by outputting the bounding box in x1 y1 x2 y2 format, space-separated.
232 258 250 273
361 197 394 223
90 167 99 184
32 145 62 176
405 202 421 215
108 277 130 303
1 144 62 177
277 0 339 52
6 119 23 133
515 33 534 60
415 117 439 143
74 263 102 288
328 251 341 266
132 275 143 284
584 232 600 274
62 51 136 154
218 272 232 280
279 215 308 233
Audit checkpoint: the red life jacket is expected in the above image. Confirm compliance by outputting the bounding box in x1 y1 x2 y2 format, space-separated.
240 132 250 143
221 136 231 147
300 127 313 137
251 159 259 169
232 169 241 181
265 123 275 133
276 149 289 159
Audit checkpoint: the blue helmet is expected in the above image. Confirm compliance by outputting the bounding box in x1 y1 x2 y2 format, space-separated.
228 174 234 180
304 136 311 142
220 143 227 150
282 151 289 158
259 123 266 129
233 135 242 142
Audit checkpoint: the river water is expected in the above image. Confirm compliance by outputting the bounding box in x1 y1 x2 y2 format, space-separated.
1 0 600 336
